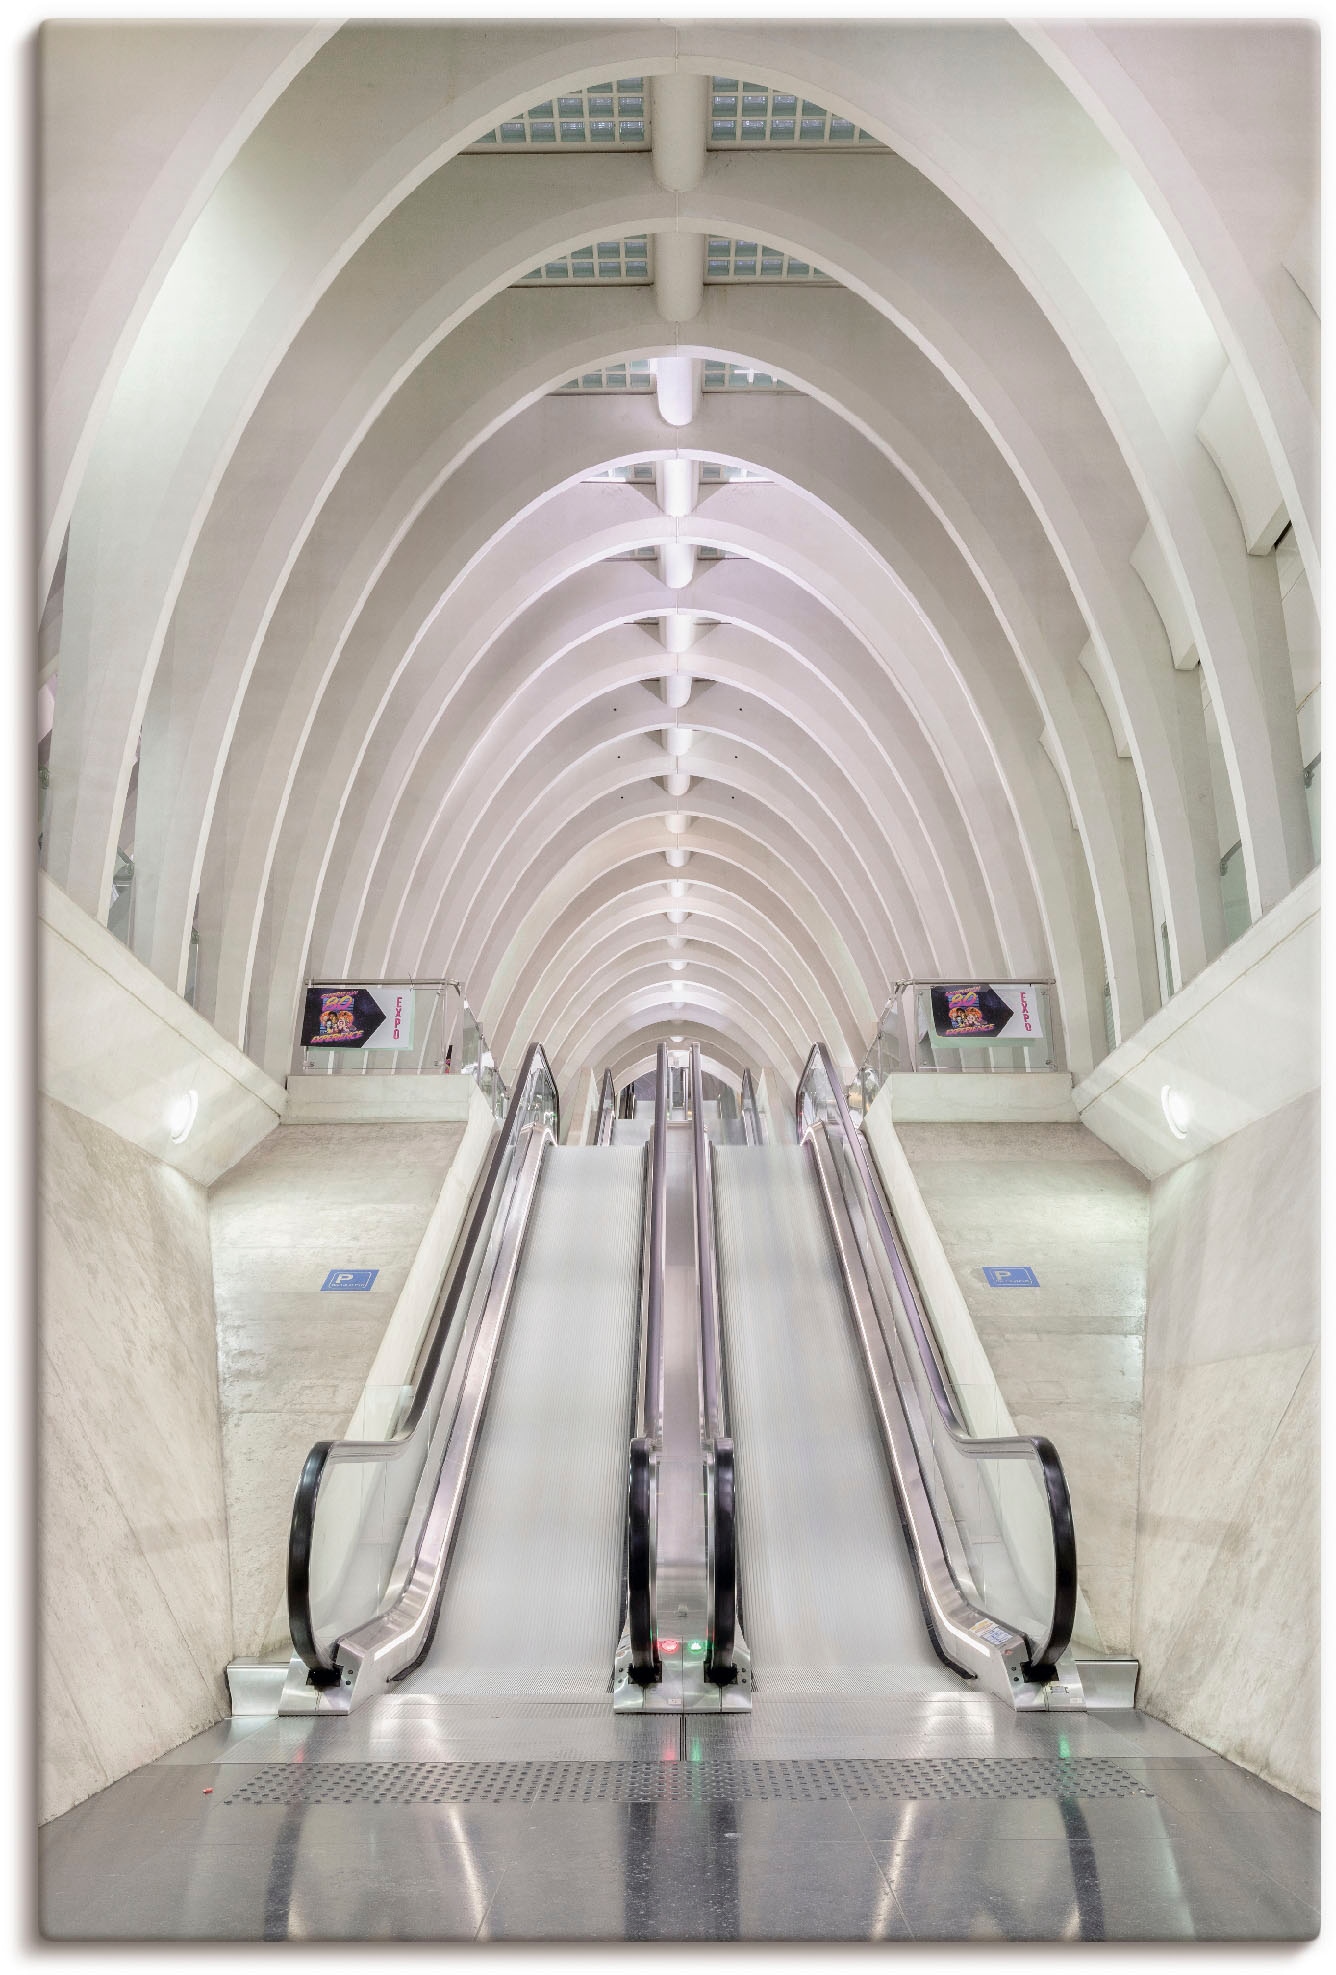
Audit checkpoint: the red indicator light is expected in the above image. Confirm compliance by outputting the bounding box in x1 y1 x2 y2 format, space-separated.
658 1637 680 1654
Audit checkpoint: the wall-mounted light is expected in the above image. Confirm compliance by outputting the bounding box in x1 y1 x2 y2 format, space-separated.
666 879 688 899
665 908 689 925
665 813 690 834
167 1090 199 1145
664 845 690 869
1160 1084 1191 1140
664 727 694 757
669 959 687 971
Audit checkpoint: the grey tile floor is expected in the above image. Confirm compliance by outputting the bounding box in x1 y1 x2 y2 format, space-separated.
39 1695 1319 1942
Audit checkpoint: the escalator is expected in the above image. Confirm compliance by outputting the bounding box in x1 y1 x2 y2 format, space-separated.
282 1044 645 1710
713 1141 948 1697
281 1032 1080 1718
703 1043 1080 1708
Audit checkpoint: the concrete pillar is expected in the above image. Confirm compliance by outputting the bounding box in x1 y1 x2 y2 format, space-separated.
661 540 695 589
654 352 699 426
657 456 697 518
651 73 708 327
651 72 709 191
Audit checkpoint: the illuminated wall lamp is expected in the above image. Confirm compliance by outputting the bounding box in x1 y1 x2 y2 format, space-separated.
665 908 690 926
167 1090 199 1145
664 846 690 869
1160 1085 1192 1141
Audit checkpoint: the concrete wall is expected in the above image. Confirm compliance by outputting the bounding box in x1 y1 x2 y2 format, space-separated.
1076 869 1319 1804
38 1095 233 1824
36 882 496 1819
37 880 283 1823
1133 1091 1318 1806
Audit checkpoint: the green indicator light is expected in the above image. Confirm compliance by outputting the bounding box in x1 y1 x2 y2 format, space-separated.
688 1640 706 1653
1058 1735 1071 1759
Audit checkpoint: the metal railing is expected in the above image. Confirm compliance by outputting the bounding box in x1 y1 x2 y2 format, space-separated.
797 1043 1076 1688
739 1068 764 1145
286 1043 558 1697
625 1043 668 1686
294 978 509 1117
594 1069 617 1145
855 979 1058 1114
690 1043 740 1684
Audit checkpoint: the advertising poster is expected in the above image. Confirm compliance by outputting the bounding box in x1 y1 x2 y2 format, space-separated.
927 983 1045 1046
301 985 415 1050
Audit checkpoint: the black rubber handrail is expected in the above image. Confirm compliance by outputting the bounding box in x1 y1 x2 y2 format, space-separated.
690 1043 738 1683
288 1042 559 1674
626 1042 668 1685
796 1042 1076 1679
594 1069 617 1145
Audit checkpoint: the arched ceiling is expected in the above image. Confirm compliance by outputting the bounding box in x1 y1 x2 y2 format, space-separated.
38 22 1318 1119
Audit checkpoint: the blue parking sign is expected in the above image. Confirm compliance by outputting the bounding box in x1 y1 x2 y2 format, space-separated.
322 1268 379 1292
982 1266 1039 1288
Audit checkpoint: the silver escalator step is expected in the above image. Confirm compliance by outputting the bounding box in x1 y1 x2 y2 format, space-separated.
406 1146 644 1699
713 1147 956 1698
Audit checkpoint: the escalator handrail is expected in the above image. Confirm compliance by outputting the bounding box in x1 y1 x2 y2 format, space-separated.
739 1068 762 1146
594 1068 617 1145
626 1041 668 1683
795 1041 1076 1676
690 1043 737 1680
690 1046 723 1441
288 1040 559 1673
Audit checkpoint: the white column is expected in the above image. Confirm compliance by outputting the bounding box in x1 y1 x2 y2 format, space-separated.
651 72 708 326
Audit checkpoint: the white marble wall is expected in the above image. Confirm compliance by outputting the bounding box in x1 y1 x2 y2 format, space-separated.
888 1118 1150 1656
1133 1090 1318 1806
39 1096 233 1823
208 1116 474 1657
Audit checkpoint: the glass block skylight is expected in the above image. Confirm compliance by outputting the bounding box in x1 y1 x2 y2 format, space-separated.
702 362 795 391
705 237 829 281
708 80 877 145
585 463 657 483
519 237 651 283
699 462 770 483
472 80 649 148
555 360 655 393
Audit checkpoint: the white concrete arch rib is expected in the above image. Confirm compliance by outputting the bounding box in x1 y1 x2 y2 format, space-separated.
39 22 1316 1094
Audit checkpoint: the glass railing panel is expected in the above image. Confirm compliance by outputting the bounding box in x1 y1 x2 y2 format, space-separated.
299 982 462 1075
856 984 1059 1091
